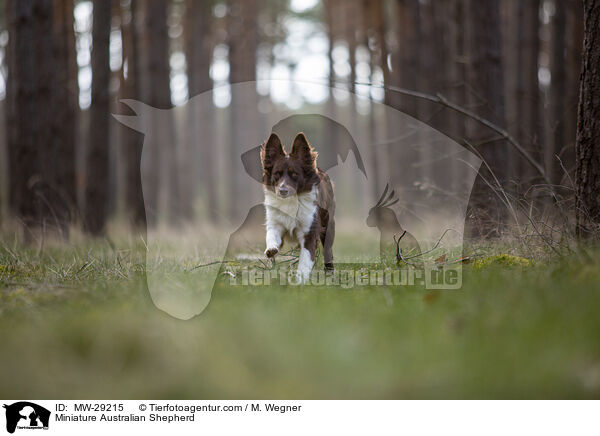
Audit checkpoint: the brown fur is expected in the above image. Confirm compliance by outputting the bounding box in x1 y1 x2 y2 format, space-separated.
261 132 335 270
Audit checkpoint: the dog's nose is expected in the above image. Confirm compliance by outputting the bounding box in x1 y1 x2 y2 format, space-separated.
279 188 289 196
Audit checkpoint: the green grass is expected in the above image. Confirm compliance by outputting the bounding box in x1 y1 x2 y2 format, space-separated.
0 235 599 399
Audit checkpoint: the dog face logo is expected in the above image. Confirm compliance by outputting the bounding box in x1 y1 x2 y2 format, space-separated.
3 402 50 434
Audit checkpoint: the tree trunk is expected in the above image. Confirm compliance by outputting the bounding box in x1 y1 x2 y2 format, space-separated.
515 0 541 187
467 0 508 236
227 0 258 220
565 0 584 180
344 0 357 95
185 0 215 222
447 0 468 192
84 0 111 234
324 0 343 201
138 0 173 225
501 0 518 181
365 0 383 202
389 0 421 189
418 0 448 125
370 0 390 104
0 98 6 220
120 0 145 227
52 0 78 229
325 0 335 92
34 0 56 227
548 0 567 185
575 0 600 236
6 0 55 232
0 0 5 217
416 0 450 186
392 0 420 117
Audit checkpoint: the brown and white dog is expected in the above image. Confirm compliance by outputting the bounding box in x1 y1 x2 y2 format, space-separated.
260 132 335 282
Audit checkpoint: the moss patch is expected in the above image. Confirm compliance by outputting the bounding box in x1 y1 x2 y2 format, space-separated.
474 254 532 269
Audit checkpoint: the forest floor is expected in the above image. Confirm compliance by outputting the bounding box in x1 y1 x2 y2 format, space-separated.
0 230 599 399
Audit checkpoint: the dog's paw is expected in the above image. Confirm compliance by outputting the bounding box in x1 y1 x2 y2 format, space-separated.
265 247 279 258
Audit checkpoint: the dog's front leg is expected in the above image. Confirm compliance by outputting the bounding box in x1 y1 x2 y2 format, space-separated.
265 223 283 258
297 233 316 284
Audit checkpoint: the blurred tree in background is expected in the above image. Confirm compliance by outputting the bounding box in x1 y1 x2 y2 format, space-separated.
84 0 110 234
576 0 600 236
0 0 598 240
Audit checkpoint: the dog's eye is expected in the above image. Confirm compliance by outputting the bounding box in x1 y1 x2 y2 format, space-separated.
274 171 282 179
289 171 297 179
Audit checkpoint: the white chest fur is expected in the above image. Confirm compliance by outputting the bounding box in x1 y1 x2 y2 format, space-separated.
263 186 317 241
263 186 318 282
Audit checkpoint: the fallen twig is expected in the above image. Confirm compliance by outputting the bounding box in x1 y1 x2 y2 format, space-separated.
189 260 236 271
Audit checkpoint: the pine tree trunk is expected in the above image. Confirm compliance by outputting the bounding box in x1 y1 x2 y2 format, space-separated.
34 0 56 227
52 0 78 229
467 0 508 236
185 0 215 222
345 0 357 95
548 0 567 185
575 0 600 236
227 0 258 220
447 0 468 191
565 0 584 179
392 0 420 117
364 0 382 203
389 0 421 189
0 0 5 217
6 0 55 232
138 0 174 225
515 0 541 187
370 0 389 104
120 0 146 227
502 0 520 182
468 0 506 166
84 0 111 234
0 94 5 220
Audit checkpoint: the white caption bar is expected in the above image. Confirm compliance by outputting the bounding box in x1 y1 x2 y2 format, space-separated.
1 400 598 436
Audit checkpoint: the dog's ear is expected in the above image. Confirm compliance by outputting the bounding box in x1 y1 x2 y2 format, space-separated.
291 132 317 170
260 133 285 172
